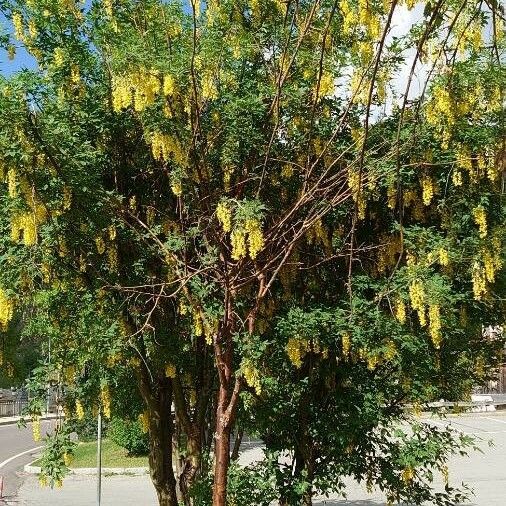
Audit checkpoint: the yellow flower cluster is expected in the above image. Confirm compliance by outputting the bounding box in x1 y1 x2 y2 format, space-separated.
107 243 118 272
139 412 149 433
438 248 449 267
112 69 161 113
101 385 111 419
409 279 426 326
242 359 262 395
231 228 247 260
426 85 454 128
95 236 106 254
472 205 487 238
452 169 463 186
402 467 414 483
12 12 25 42
340 0 357 35
245 218 264 259
104 0 113 17
32 416 41 442
76 400 85 420
314 72 334 99
193 310 203 337
202 317 217 345
428 304 442 349
11 212 39 246
342 332 351 358
163 74 176 96
216 202 232 233
483 239 502 283
0 288 14 331
421 175 434 206
230 218 264 261
7 168 17 197
165 363 176 378
359 0 381 39
201 73 218 100
395 299 406 324
150 131 185 166
286 337 309 368
472 262 487 300
347 167 366 218
64 453 73 467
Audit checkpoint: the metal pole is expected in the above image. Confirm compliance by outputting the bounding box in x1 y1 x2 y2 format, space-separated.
97 409 102 506
46 336 51 415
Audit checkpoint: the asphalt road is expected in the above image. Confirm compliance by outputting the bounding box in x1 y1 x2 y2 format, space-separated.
3 412 506 505
0 420 54 504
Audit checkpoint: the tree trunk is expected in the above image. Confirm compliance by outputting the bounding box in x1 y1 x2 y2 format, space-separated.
147 379 178 506
212 382 232 506
138 366 179 506
178 429 202 506
231 427 244 461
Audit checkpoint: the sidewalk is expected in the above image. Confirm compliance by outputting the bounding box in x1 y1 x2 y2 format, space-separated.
0 414 60 427
8 474 158 506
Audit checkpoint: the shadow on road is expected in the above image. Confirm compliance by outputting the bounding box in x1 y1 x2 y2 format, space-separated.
314 502 477 506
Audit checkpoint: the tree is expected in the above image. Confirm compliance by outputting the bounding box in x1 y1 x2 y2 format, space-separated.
0 1 504 505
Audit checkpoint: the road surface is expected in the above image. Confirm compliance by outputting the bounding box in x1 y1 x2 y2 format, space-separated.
0 420 54 504
3 412 506 505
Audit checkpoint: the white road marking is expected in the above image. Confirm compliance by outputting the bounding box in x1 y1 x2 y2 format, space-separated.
0 446 43 470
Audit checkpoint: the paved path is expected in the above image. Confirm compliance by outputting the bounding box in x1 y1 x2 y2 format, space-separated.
0 420 55 504
7 412 506 505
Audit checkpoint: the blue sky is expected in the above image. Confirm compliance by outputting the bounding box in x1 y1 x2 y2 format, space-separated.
0 1 194 77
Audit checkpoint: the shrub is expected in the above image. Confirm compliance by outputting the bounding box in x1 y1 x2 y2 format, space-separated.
108 417 149 456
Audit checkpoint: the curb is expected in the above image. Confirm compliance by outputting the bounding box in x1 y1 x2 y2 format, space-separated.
24 462 149 476
0 414 60 427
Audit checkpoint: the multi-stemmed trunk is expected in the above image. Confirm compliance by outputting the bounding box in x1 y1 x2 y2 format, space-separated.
138 367 178 506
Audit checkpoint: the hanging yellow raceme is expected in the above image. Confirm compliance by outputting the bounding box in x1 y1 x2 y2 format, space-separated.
286 338 308 368
472 205 487 238
428 304 442 349
231 227 247 260
139 412 149 433
32 416 41 442
245 218 264 259
76 400 85 420
341 332 351 358
409 279 426 326
472 262 487 300
421 175 434 206
394 299 406 324
0 288 14 331
242 359 262 395
101 385 111 419
216 202 232 233
112 69 161 113
165 363 176 378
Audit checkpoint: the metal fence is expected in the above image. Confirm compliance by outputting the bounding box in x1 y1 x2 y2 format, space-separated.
0 399 29 417
474 364 506 395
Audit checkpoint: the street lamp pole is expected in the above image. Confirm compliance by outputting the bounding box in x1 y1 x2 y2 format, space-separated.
97 409 102 506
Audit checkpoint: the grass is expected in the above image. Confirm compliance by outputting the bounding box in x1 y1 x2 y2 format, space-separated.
71 439 149 468
34 439 149 469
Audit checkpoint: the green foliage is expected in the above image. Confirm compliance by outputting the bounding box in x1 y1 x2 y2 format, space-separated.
0 0 504 504
108 417 149 456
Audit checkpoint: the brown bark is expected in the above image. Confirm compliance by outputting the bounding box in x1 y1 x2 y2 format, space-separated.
137 362 178 506
212 382 233 506
147 379 178 506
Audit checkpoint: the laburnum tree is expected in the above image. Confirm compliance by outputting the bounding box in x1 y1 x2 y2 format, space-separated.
0 1 504 505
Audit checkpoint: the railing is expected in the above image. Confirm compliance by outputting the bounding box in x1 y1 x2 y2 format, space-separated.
0 399 29 417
